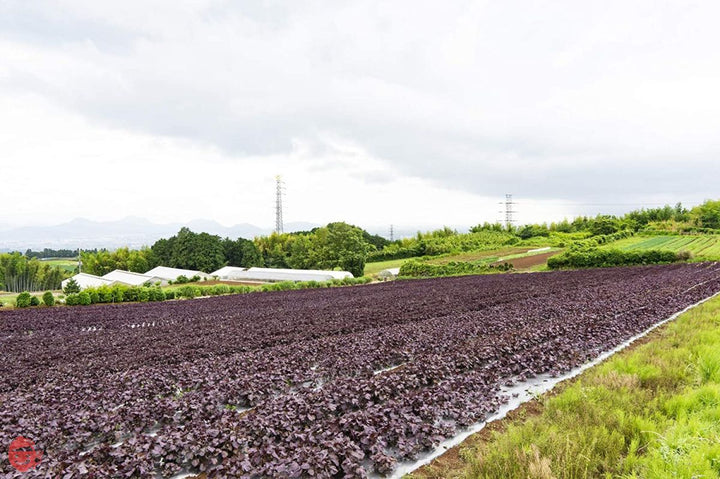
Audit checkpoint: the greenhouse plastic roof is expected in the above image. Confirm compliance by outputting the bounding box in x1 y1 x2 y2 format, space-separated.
211 266 349 283
144 266 209 281
102 270 164 286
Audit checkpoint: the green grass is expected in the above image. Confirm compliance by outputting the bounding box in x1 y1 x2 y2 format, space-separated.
40 258 79 273
606 235 720 260
364 258 410 276
0 293 19 307
0 292 59 308
410 294 720 479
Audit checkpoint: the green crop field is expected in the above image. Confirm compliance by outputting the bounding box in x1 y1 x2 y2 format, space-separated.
41 258 78 273
363 246 560 276
606 235 720 260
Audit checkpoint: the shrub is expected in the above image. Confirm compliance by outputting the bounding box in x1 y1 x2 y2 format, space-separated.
275 281 297 291
30 296 41 306
175 275 190 284
138 288 150 302
677 250 693 261
15 292 32 308
42 291 55 306
63 278 81 294
176 286 199 299
65 294 80 306
148 288 165 302
77 291 92 305
548 248 682 269
89 290 100 304
110 285 125 303
164 290 176 300
399 260 501 278
211 284 230 295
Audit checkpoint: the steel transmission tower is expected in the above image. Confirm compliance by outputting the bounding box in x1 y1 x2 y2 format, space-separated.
500 194 516 229
390 224 394 242
275 175 284 234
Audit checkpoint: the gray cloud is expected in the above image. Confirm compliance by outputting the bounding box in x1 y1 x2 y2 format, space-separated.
2 0 719 207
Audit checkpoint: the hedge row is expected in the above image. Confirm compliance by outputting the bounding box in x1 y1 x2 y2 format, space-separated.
62 277 372 307
547 248 688 269
398 260 512 278
566 230 635 252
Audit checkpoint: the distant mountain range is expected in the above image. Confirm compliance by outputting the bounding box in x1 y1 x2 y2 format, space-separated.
0 217 467 251
0 217 320 251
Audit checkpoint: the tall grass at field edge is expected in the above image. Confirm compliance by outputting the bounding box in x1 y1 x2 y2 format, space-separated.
411 296 720 479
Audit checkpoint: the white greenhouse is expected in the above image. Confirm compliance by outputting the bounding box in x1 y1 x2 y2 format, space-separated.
210 266 353 283
102 270 167 287
144 266 210 282
248 267 353 280
61 273 117 291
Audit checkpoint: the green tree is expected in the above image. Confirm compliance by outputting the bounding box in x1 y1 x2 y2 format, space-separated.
150 237 175 266
63 278 81 294
222 237 264 267
167 228 225 273
308 222 371 277
127 248 155 273
589 216 621 236
691 200 720 229
0 253 68 292
254 233 294 268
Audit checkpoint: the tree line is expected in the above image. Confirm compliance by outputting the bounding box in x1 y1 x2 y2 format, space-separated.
0 253 68 292
7 200 718 292
24 248 88 259
79 222 383 278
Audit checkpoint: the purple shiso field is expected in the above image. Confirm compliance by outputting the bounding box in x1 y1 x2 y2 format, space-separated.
2 263 720 477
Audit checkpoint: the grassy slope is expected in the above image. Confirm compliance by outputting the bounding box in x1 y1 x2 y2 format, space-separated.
364 246 560 276
41 258 78 273
606 235 720 260
410 294 720 479
364 258 410 276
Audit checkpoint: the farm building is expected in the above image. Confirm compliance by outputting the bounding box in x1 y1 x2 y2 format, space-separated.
211 266 353 283
61 273 117 291
144 266 210 282
102 270 167 287
378 267 400 280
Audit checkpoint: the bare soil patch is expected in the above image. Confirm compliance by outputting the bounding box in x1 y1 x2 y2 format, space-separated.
493 251 558 270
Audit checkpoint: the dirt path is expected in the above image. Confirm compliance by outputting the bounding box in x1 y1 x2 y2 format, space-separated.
492 251 558 270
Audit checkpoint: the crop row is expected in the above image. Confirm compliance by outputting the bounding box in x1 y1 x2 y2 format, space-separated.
1 263 720 477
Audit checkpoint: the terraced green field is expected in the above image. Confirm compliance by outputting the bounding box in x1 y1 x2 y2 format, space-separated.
606 235 720 260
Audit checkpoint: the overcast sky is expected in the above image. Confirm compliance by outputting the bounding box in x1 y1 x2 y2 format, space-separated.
1 0 718 231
